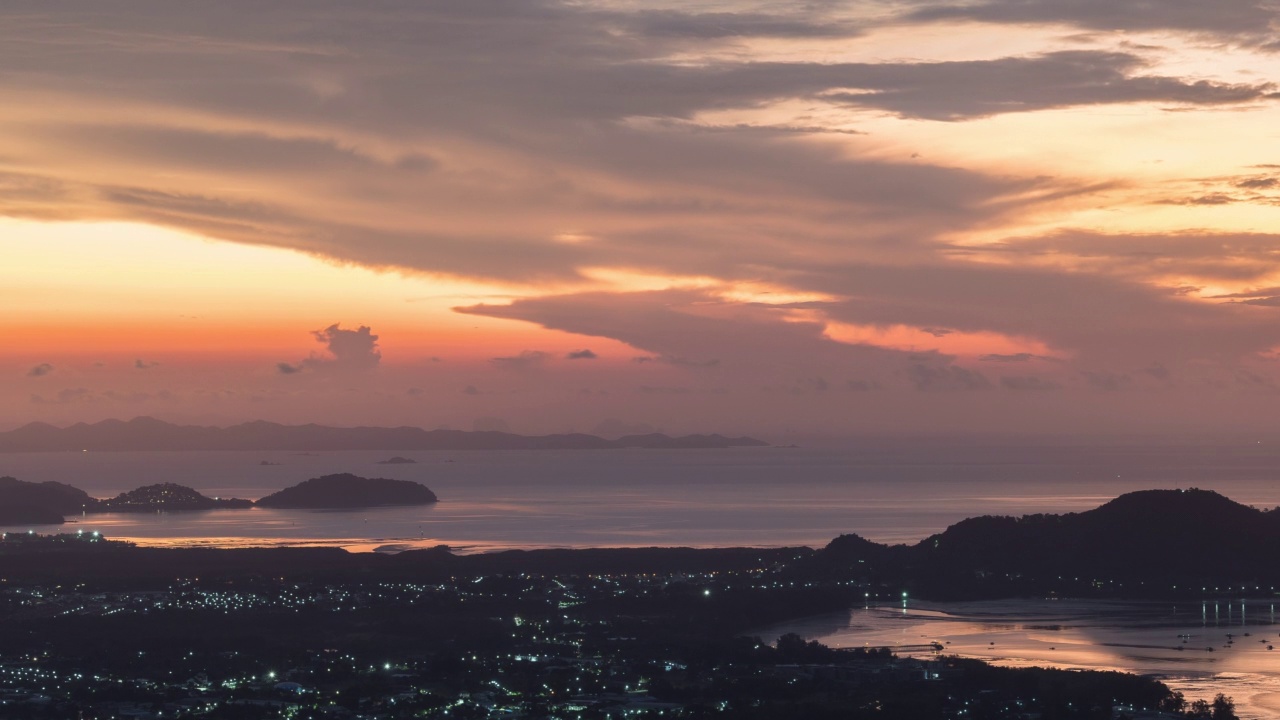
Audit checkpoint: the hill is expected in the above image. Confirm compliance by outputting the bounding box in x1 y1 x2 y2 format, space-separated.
0 476 96 514
97 483 254 512
0 417 767 452
796 488 1280 599
255 473 438 509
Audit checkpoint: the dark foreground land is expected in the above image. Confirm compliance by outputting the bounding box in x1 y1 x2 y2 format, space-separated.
0 545 1209 720
0 488 1262 720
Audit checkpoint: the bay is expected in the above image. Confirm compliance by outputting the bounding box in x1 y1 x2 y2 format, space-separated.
3 442 1280 551
762 598 1280 720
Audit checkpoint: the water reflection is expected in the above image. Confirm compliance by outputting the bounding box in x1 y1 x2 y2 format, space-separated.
762 599 1280 719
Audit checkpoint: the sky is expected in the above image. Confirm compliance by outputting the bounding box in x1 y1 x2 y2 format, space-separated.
4 0 1280 438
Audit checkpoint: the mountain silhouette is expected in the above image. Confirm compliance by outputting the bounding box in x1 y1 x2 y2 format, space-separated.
798 489 1280 598
255 473 438 509
0 417 767 452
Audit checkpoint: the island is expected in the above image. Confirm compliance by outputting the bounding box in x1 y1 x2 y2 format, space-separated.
96 483 254 512
375 456 417 465
255 473 438 509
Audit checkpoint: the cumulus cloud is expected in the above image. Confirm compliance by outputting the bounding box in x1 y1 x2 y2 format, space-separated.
27 363 54 377
275 324 380 374
306 324 381 371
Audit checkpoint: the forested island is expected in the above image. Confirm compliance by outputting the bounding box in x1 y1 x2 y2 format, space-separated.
0 473 437 522
257 473 438 508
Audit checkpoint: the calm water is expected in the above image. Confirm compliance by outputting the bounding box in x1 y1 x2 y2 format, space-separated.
762 599 1280 720
3 442 1280 551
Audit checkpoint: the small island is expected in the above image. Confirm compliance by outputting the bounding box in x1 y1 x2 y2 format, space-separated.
375 456 417 465
97 484 254 513
255 473 438 509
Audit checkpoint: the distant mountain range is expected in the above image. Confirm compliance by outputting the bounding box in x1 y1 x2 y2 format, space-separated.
0 417 768 452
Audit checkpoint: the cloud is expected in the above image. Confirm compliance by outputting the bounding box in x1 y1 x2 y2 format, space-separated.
27 363 54 377
1140 362 1172 381
490 350 549 369
303 324 381 371
134 359 160 369
623 10 860 40
906 362 992 392
790 376 830 394
638 385 692 395
1233 368 1277 388
5 1 1280 435
818 51 1278 121
980 353 1054 363
1237 177 1279 189
566 349 598 360
1000 375 1062 392
30 387 91 404
462 385 480 396
903 0 1278 36
1082 371 1132 391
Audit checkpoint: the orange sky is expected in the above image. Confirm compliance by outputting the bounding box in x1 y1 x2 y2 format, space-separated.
5 1 1280 436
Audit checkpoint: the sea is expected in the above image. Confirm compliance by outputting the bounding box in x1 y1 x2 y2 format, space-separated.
3 442 1280 552
6 441 1280 715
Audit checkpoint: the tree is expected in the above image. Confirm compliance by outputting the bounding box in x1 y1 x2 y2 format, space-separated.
1211 693 1238 720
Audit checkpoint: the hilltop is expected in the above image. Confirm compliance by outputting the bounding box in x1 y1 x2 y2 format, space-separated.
97 483 253 513
0 476 96 514
0 417 767 452
795 488 1280 599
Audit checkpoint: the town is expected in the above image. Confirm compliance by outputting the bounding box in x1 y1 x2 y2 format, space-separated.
0 534 1216 719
